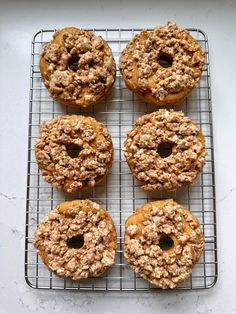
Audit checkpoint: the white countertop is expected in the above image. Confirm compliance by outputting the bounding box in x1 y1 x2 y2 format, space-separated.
1 0 236 313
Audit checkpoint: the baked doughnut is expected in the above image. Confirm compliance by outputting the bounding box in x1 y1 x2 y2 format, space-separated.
119 22 205 105
124 199 204 289
35 115 113 193
40 27 116 107
124 109 207 191
34 199 117 280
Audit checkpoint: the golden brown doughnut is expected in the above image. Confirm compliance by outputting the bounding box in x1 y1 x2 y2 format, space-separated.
35 115 114 193
119 22 205 105
124 199 204 289
34 199 117 280
124 109 207 191
40 27 116 107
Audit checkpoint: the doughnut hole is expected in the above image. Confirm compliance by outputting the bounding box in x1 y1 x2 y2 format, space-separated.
66 143 81 158
157 52 173 68
157 141 174 158
67 235 84 249
159 235 174 251
68 55 80 72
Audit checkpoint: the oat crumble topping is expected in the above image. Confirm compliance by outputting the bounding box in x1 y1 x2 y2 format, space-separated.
119 22 205 102
124 199 204 289
35 115 113 193
124 109 207 191
33 200 117 280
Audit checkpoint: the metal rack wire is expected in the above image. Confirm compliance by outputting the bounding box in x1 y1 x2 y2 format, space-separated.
25 28 217 291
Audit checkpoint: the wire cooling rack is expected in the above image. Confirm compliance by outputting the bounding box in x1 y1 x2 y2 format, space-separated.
25 28 217 291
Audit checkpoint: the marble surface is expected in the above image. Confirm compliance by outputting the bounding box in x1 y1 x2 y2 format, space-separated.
1 0 236 313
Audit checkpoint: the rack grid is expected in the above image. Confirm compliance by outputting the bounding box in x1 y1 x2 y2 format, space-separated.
25 28 217 291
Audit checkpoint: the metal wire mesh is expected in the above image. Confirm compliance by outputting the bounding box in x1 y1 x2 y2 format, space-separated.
25 28 217 291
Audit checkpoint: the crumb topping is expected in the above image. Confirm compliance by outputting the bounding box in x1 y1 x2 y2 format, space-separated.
41 28 116 106
35 115 113 193
119 22 205 101
124 109 207 191
124 200 204 289
34 200 117 280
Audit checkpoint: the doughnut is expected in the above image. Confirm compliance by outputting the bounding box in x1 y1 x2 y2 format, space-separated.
124 199 204 289
35 115 113 193
119 22 205 105
124 109 207 191
40 27 116 107
33 200 117 280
